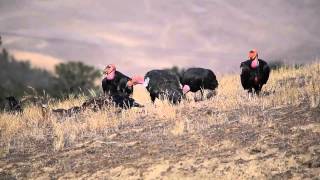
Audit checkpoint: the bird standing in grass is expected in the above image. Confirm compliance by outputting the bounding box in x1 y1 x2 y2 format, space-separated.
101 64 144 97
144 70 183 104
240 49 270 95
180 68 218 100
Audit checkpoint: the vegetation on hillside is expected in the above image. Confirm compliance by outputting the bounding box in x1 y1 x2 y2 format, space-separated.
0 49 101 109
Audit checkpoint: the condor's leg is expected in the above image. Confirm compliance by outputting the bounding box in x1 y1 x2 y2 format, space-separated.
150 94 156 103
200 89 204 100
194 89 204 102
206 89 216 99
254 85 262 96
247 88 254 99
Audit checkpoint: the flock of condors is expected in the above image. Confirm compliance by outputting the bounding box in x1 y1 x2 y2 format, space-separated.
101 49 270 105
4 49 271 115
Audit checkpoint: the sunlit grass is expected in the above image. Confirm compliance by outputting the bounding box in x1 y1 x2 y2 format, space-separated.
0 62 319 153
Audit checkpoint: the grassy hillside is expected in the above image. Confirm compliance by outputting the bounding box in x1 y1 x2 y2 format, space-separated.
0 62 320 179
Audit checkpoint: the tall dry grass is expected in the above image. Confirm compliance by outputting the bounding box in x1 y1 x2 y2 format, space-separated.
0 62 319 156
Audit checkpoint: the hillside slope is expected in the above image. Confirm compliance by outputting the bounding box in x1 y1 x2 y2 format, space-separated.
0 63 320 179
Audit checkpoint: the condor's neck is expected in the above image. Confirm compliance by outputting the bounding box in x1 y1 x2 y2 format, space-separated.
251 58 259 69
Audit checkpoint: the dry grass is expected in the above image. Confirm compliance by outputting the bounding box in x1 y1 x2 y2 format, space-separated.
0 62 320 179
1 62 319 150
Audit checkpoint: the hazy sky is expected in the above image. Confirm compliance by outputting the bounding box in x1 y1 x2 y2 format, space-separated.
0 0 319 75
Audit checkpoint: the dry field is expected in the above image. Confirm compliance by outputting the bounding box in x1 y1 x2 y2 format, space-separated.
0 63 320 179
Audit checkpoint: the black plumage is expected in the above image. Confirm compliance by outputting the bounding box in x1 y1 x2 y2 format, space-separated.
82 95 143 111
102 71 133 96
144 70 183 104
110 94 143 108
51 94 142 117
240 59 271 94
181 68 218 98
5 96 23 113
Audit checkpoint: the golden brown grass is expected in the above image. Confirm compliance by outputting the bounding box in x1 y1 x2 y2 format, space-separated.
0 62 320 179
1 62 319 154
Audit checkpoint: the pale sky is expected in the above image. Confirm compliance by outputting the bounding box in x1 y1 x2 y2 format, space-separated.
1 0 319 75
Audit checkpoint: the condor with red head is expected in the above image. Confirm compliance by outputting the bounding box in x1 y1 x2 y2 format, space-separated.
102 64 144 97
240 49 271 94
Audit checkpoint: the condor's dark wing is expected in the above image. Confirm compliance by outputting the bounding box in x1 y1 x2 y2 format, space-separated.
240 60 252 90
258 59 271 85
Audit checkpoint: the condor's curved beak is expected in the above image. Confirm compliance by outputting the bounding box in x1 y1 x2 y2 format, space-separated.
103 68 107 75
103 64 116 75
248 49 258 60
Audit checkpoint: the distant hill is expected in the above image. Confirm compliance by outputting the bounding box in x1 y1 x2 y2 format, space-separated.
11 50 62 72
1 0 319 74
